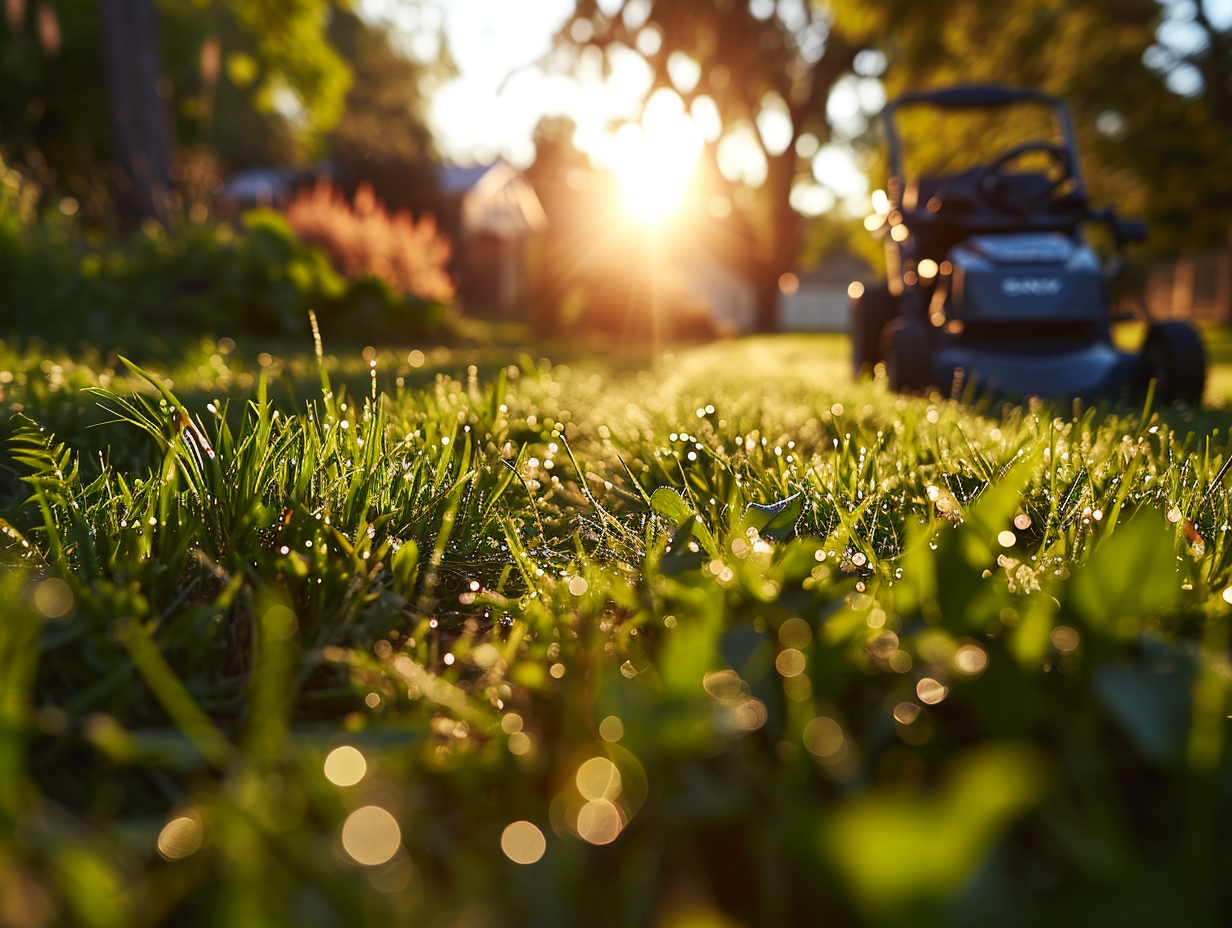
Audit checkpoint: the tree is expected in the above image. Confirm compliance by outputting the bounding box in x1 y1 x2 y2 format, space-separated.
0 1 114 221
558 0 856 332
833 0 1232 254
326 6 453 216
522 115 619 330
831 0 1178 246
98 0 174 221
1122 1 1232 251
0 0 352 221
557 0 1232 318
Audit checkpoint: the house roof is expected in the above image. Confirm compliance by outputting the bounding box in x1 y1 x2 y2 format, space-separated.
455 160 548 237
438 164 492 195
222 163 332 207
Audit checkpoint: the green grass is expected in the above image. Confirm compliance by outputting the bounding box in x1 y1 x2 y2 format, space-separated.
1 330 1231 927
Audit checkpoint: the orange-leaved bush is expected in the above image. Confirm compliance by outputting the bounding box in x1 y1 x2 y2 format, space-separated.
287 180 454 303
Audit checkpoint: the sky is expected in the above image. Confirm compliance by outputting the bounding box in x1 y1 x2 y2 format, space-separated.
432 0 616 166
360 0 648 170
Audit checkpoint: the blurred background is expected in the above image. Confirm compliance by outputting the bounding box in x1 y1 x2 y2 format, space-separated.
3 0 1232 352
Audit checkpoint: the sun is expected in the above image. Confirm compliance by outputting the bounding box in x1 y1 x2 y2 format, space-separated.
609 92 703 222
618 146 695 220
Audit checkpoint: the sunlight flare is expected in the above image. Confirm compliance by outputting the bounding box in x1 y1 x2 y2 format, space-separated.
612 89 703 221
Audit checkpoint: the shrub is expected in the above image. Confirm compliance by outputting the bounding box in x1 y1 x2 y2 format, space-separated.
0 205 450 348
287 179 455 304
0 154 39 233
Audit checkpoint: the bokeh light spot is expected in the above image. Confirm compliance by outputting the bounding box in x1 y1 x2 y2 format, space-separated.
341 806 401 866
576 757 622 801
953 644 989 675
599 716 624 742
263 605 298 640
157 814 203 861
501 821 546 864
716 696 768 734
577 799 623 845
508 731 532 755
703 669 743 703
324 745 367 786
1051 626 1080 653
803 717 844 759
775 648 806 677
33 578 73 618
917 678 949 705
778 617 812 649
893 702 921 725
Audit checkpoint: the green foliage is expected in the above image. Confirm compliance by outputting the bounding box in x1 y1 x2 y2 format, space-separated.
327 6 450 168
1 0 356 217
219 0 351 139
834 0 1232 256
0 0 114 215
0 208 450 346
0 336 1231 925
0 152 39 232
822 742 1049 916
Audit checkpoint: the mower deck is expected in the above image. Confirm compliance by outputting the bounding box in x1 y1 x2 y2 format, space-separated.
933 341 1138 401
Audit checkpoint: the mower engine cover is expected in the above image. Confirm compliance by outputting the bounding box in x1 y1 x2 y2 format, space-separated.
949 233 1103 323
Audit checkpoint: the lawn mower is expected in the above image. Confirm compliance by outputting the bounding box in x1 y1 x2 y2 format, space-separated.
850 85 1205 404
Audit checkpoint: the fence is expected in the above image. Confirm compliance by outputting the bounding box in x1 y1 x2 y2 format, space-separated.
1143 248 1232 323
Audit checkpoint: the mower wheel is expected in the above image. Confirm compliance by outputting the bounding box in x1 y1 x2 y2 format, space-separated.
883 317 932 392
850 283 898 377
1140 321 1206 405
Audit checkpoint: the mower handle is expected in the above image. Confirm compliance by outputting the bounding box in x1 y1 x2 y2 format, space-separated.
887 85 1059 111
883 84 1084 202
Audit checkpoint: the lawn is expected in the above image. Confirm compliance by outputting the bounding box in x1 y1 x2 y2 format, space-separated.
1 328 1230 927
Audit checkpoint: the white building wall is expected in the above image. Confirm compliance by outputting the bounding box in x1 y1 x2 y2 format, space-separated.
779 286 850 331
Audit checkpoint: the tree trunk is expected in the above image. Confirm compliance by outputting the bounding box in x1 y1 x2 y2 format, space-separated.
752 150 802 332
97 0 172 222
753 269 782 334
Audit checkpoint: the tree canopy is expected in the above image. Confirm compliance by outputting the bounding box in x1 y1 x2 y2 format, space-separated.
556 0 1232 321
558 0 857 330
835 0 1231 254
0 0 356 220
